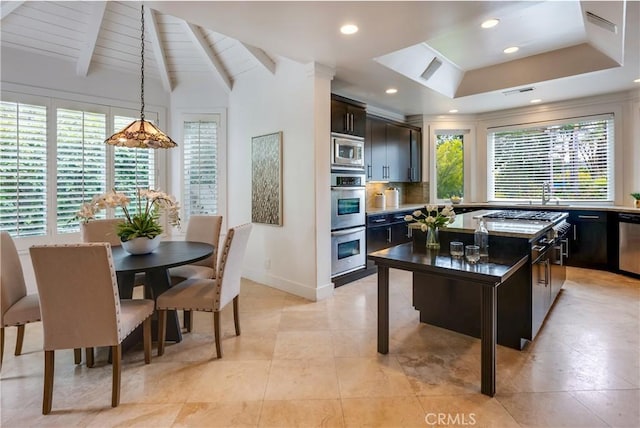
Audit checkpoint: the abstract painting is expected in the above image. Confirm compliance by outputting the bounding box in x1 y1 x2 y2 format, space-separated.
251 131 283 225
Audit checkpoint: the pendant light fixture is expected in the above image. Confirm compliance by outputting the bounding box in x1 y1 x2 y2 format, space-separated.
105 4 177 149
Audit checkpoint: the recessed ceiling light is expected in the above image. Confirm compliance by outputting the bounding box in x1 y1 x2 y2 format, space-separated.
385 88 398 94
503 46 519 54
530 99 542 104
481 18 500 29
340 24 358 35
449 109 459 113
634 78 640 83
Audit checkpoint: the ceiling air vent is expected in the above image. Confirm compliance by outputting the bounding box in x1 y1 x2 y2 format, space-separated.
585 11 617 34
420 57 442 81
502 87 535 96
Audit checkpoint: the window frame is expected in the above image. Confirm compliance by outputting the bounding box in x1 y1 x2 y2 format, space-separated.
1 91 164 246
428 123 474 205
174 110 227 235
486 113 616 204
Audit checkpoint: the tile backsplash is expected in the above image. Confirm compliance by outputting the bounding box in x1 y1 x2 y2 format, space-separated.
366 182 429 208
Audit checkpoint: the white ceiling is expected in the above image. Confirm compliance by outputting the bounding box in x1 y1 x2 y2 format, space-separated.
2 1 639 117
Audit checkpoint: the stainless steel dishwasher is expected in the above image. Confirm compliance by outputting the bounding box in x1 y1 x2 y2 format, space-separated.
619 213 640 275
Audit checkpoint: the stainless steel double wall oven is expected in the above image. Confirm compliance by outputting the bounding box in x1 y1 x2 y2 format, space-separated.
330 164 366 278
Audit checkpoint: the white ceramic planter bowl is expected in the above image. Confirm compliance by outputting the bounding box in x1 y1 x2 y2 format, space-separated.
121 235 161 255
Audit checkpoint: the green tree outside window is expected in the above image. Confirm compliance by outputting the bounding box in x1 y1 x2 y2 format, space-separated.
436 134 464 199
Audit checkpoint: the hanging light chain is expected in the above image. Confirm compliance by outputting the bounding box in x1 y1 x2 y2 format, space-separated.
140 3 145 121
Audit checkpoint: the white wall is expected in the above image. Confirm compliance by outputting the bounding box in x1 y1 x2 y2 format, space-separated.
227 58 334 301
1 47 169 112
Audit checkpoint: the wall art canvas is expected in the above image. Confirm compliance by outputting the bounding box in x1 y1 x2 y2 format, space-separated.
251 131 283 225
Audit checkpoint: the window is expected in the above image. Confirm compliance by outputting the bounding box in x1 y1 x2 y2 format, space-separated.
488 114 614 202
435 133 464 200
0 95 160 238
183 118 218 219
113 115 155 216
0 101 48 237
56 108 107 233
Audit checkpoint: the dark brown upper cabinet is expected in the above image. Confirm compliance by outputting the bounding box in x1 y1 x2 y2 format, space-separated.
331 95 366 137
365 115 421 182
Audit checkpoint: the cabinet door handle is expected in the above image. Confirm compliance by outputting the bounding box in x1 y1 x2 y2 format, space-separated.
367 164 372 179
573 225 577 240
406 225 412 238
544 259 549 286
578 215 600 219
561 238 569 259
387 227 392 243
351 113 354 132
555 245 564 266
371 218 386 223
408 167 412 180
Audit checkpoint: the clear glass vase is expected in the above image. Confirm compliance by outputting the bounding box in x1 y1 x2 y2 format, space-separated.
426 226 440 250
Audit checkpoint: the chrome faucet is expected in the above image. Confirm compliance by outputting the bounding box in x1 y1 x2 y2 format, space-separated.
541 181 551 205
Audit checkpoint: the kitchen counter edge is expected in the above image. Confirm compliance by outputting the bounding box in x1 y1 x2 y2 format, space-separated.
368 203 638 215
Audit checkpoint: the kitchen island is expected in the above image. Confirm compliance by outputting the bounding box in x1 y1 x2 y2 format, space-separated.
369 243 528 396
368 209 569 396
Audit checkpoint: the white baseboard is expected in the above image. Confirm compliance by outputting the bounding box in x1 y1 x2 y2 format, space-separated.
243 268 334 301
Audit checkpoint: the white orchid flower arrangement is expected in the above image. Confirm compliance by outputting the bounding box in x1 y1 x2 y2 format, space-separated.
404 204 456 231
76 188 180 241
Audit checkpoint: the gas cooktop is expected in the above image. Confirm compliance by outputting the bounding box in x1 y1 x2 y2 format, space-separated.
482 210 565 222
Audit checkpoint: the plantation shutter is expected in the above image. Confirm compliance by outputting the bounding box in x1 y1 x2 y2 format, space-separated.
183 120 218 219
56 108 107 233
488 114 614 202
0 101 48 237
113 115 156 215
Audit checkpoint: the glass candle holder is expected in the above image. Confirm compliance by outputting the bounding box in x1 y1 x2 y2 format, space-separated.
450 241 464 258
465 245 480 264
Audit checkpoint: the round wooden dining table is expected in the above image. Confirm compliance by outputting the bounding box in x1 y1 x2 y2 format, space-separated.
111 241 214 343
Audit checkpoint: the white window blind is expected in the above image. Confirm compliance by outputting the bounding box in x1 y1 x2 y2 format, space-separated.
183 120 218 219
113 115 155 216
0 101 48 237
56 108 107 233
488 115 614 202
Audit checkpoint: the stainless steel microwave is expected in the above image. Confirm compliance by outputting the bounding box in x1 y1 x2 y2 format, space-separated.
331 133 365 171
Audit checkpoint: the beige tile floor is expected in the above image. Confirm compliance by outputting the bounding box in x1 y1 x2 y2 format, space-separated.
1 267 638 427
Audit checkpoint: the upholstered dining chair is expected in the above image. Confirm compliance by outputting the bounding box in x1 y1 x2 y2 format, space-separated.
168 215 223 332
1 232 41 369
157 223 251 358
29 243 154 414
80 218 123 245
81 218 149 366
82 218 148 293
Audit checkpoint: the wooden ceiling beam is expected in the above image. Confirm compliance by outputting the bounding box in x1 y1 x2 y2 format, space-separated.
240 42 276 75
145 7 172 93
183 21 232 92
1 1 25 21
76 1 107 77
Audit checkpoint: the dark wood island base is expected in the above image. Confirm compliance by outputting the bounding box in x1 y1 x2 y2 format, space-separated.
370 243 528 397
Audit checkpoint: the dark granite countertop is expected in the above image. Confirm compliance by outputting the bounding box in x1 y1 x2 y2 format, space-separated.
368 243 528 286
410 210 563 240
367 203 638 215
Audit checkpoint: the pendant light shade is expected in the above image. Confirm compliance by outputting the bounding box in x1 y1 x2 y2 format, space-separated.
105 118 177 149
105 4 177 149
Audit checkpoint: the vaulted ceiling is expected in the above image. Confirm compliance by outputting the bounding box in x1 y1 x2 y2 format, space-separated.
2 1 639 117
